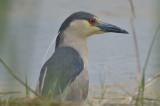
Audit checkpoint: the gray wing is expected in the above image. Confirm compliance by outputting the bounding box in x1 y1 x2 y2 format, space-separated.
38 47 84 96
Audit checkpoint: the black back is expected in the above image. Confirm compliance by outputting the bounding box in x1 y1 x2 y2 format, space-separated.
39 47 84 97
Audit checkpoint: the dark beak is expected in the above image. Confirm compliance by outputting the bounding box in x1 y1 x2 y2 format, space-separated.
96 22 128 34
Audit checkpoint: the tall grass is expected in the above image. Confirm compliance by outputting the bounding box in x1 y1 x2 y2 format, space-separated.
25 75 30 97
127 0 144 105
128 0 141 82
128 0 160 106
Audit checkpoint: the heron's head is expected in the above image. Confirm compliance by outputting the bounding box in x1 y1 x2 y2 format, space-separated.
59 11 128 38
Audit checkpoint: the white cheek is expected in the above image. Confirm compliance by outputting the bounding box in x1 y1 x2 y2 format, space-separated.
67 20 102 36
69 20 90 34
70 20 89 28
70 21 80 27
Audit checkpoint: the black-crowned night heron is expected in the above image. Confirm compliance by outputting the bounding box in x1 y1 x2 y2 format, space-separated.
37 11 128 101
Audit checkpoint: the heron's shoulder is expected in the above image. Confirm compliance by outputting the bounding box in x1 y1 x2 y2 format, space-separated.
54 47 82 59
55 47 79 54
44 47 84 71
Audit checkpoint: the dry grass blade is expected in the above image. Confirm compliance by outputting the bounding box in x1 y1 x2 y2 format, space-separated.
0 91 20 95
0 57 39 96
128 0 136 18
142 24 160 73
145 71 160 87
128 0 144 105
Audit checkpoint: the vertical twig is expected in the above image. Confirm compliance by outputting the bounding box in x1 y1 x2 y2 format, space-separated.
128 0 141 82
128 0 144 105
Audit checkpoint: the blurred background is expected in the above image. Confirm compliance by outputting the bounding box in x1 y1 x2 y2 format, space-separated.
0 0 159 100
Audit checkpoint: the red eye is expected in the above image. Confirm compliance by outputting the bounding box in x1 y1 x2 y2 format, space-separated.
88 18 96 25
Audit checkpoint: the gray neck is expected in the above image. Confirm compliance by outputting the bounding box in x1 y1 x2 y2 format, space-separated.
56 32 88 68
